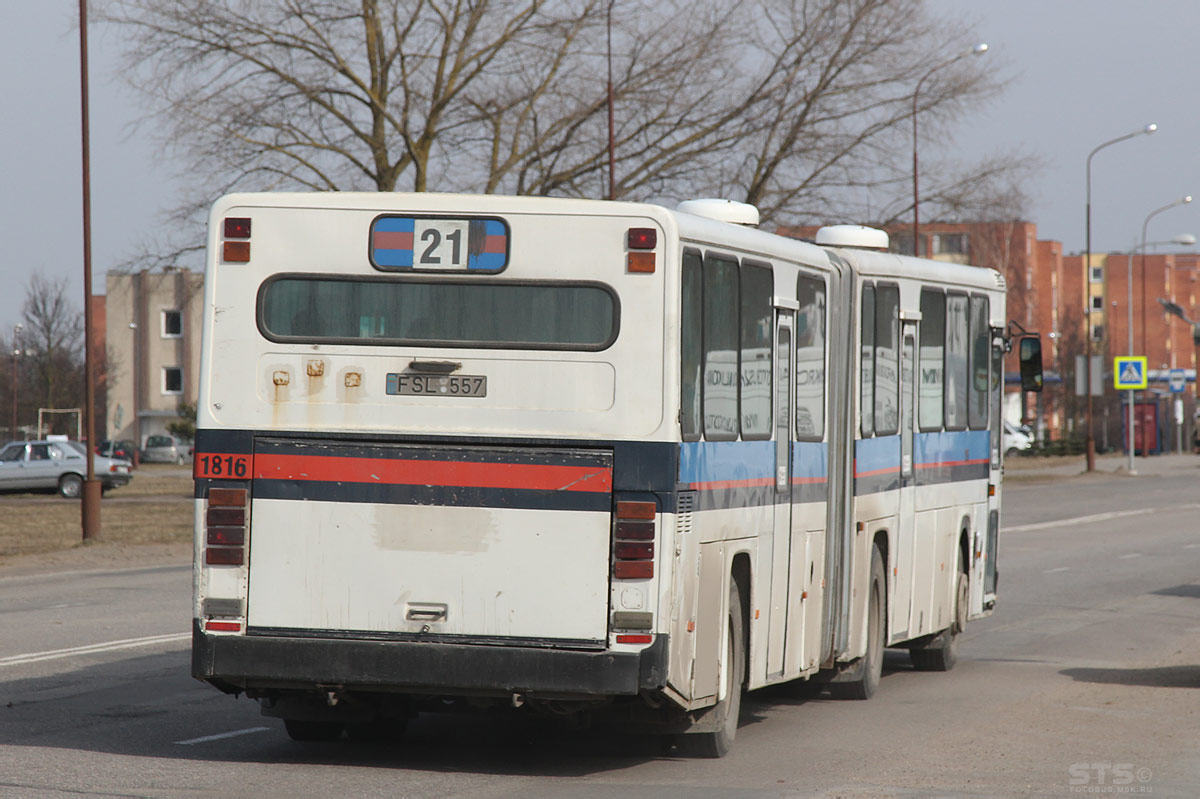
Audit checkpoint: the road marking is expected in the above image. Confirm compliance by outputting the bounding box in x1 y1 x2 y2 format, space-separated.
0 632 190 668
1004 503 1200 533
175 727 271 746
1044 567 1070 574
1119 553 1143 559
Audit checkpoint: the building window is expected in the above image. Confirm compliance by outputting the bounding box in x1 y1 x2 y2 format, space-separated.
932 233 968 256
1091 324 1104 341
1089 266 1103 283
1090 295 1104 311
162 309 182 338
163 367 183 395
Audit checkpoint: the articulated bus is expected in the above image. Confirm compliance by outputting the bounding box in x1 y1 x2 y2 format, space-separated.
191 192 1041 756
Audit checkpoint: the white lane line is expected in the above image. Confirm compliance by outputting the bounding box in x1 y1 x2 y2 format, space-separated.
0 632 190 668
1044 566 1070 574
1119 553 1143 559
1005 503 1200 533
175 727 271 746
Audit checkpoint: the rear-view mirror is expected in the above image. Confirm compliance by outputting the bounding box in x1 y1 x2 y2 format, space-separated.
1018 335 1043 392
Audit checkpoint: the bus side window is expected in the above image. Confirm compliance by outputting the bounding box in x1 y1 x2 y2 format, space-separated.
968 295 990 430
874 285 899 435
740 263 773 440
703 254 740 441
681 251 703 440
796 274 825 441
861 285 875 437
918 289 945 431
945 293 969 430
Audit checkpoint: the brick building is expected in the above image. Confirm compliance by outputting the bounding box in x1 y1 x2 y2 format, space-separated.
779 220 1198 448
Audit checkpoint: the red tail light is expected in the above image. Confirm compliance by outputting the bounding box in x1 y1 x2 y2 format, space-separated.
205 486 248 566
613 500 655 579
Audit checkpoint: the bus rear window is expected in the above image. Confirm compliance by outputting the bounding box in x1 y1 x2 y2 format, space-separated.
259 276 617 350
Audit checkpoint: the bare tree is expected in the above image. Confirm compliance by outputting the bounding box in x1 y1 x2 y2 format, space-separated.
20 275 86 432
102 0 1019 267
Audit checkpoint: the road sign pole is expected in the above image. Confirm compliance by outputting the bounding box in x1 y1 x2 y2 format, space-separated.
1127 389 1136 474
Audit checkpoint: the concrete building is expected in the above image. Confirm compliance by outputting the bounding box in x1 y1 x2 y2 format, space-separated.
104 268 203 448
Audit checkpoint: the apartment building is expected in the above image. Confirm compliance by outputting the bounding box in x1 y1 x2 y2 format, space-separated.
104 268 203 448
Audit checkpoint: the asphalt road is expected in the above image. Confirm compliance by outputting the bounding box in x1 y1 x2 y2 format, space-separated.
3 457 1200 798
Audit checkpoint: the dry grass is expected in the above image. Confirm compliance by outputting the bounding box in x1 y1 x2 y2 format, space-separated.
0 465 194 562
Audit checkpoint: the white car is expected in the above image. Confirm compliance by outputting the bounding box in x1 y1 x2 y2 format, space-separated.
0 440 133 497
1003 421 1034 456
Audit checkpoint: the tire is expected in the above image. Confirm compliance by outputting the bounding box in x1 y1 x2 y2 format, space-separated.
679 578 745 758
283 719 344 742
829 546 885 700
910 557 966 672
58 473 83 499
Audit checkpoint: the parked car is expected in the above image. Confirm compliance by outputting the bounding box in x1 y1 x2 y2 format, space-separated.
97 439 138 463
1003 421 1034 456
0 440 133 498
141 434 191 465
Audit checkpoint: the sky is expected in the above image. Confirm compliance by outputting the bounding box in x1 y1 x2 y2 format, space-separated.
3 1 1200 333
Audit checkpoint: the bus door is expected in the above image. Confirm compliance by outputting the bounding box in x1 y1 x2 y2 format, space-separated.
984 329 1004 603
767 311 793 677
892 323 918 640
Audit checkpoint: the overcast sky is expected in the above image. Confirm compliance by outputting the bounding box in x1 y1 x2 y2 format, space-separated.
3 1 1200 333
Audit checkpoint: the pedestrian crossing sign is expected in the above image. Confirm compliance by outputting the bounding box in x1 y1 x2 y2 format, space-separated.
1113 356 1147 389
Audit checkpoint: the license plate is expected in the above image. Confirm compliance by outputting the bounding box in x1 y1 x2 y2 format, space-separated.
387 373 487 397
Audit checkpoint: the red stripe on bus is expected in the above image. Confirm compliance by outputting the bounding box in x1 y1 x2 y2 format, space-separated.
373 230 414 250
790 476 827 485
686 477 775 491
854 466 901 478
253 453 612 493
915 458 989 469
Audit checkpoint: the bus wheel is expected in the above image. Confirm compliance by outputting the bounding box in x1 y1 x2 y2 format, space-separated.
283 719 344 742
829 547 885 700
910 565 966 672
679 578 745 758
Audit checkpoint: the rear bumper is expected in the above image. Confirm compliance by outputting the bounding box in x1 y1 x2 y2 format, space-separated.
192 621 668 699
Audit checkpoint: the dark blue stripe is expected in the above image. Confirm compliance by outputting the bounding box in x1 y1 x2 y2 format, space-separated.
251 479 611 512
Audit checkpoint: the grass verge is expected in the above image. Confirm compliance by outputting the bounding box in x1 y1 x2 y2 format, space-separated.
0 465 193 562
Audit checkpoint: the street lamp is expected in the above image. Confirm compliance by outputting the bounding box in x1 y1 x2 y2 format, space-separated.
1126 223 1192 471
912 42 988 257
1083 122 1157 471
1140 196 1192 360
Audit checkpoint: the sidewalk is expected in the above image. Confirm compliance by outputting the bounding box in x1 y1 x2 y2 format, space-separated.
1003 450 1200 481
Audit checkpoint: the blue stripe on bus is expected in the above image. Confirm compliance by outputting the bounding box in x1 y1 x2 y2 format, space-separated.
854 435 901 494
854 430 991 495
914 430 990 484
679 440 830 510
791 441 829 505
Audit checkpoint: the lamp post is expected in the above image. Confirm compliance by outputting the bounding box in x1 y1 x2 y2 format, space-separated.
1126 227 1192 471
912 43 988 257
1084 123 1157 471
79 0 101 540
9 324 21 440
1140 197 1192 372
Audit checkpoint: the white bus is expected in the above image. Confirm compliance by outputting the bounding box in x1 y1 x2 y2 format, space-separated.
191 192 1041 756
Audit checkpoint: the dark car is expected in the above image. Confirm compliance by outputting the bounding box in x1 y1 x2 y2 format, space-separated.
97 439 138 462
0 439 133 497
